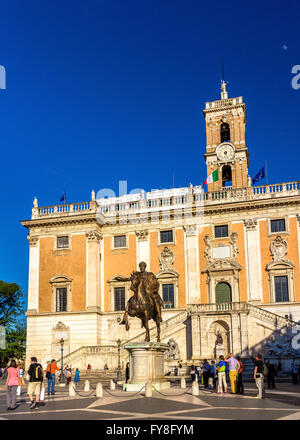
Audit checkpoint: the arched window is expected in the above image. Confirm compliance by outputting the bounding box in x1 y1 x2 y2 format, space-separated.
220 123 230 143
222 165 232 187
215 282 232 303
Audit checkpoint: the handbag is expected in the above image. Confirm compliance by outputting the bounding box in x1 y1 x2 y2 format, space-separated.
46 371 51 379
18 377 23 386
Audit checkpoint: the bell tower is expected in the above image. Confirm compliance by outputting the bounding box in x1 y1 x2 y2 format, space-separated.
203 81 249 192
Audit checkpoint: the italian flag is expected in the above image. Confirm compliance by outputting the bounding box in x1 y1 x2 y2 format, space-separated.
203 169 219 185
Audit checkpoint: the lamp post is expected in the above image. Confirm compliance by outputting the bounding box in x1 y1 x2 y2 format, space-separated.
59 338 64 383
117 339 122 382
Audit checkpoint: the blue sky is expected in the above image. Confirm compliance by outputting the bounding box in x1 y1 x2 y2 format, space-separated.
0 0 299 300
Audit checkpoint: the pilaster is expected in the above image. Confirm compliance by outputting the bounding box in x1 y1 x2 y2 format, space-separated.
27 235 40 313
86 230 102 310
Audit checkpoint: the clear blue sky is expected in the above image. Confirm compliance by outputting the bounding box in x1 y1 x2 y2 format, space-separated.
0 0 299 301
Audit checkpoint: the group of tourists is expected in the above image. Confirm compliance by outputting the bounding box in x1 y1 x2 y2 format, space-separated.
190 353 272 399
3 357 81 411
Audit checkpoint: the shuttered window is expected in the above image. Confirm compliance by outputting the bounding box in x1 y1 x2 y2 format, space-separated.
114 235 126 248
274 276 289 302
56 288 67 312
162 284 174 308
114 287 125 311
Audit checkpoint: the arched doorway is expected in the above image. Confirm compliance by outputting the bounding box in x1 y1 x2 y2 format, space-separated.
222 165 232 187
215 282 232 303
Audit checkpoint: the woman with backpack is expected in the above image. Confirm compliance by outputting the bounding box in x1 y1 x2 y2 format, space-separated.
217 355 227 394
5 359 20 410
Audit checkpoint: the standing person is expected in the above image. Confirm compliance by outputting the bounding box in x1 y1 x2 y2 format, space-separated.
125 362 130 383
225 353 239 394
277 361 282 377
67 368 72 385
195 366 200 383
217 355 227 394
5 360 20 411
87 363 92 371
27 356 44 410
174 366 178 376
16 362 25 396
46 359 59 395
209 360 217 390
202 359 210 388
190 365 196 382
3 367 8 382
254 354 265 399
74 368 80 385
291 362 298 384
236 356 245 394
266 361 276 389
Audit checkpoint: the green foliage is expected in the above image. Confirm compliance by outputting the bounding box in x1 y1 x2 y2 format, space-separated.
0 280 24 329
0 280 26 364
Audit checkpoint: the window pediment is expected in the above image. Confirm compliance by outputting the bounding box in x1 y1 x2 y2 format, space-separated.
50 275 72 284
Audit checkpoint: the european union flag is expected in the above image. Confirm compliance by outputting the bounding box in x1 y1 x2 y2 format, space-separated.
252 165 266 184
60 190 66 203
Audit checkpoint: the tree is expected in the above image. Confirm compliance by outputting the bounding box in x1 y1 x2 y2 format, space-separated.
0 281 24 329
0 319 26 363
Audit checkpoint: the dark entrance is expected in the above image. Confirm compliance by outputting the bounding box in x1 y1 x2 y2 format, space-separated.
215 282 232 303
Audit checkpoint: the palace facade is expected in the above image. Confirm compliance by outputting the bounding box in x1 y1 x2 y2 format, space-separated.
21 83 300 371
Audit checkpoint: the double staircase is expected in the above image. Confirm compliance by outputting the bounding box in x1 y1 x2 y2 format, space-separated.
59 303 298 371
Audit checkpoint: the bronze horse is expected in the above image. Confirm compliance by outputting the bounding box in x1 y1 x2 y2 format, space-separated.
122 271 162 343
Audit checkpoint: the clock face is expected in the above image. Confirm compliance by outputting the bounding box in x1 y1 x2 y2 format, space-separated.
216 143 235 161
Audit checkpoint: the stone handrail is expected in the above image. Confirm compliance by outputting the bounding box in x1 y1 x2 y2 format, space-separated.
57 344 124 366
123 310 189 345
31 181 300 219
188 302 249 313
247 303 298 328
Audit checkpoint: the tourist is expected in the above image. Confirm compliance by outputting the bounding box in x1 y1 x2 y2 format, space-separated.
46 359 59 395
266 361 276 388
291 362 298 384
195 365 200 382
253 354 265 399
125 362 130 383
174 366 178 376
190 365 196 382
3 367 8 381
16 362 25 396
217 355 227 394
209 360 217 389
236 356 245 394
87 363 92 371
202 359 210 388
27 356 44 410
74 368 80 385
6 359 20 411
104 363 109 370
225 353 239 394
66 367 72 385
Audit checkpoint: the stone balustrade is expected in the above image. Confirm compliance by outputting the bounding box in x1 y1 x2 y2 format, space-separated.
31 181 300 220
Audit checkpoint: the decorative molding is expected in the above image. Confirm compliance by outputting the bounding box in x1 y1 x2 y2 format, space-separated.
159 246 175 271
27 235 39 247
296 214 300 227
230 232 239 260
270 235 288 262
243 218 258 231
184 224 197 236
86 230 103 242
135 230 149 241
204 234 212 263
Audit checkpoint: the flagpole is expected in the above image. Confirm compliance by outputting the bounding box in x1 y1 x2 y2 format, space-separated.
265 161 268 185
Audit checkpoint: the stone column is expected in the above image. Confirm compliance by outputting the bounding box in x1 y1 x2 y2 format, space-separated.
86 231 102 311
27 235 39 313
239 313 249 357
184 225 201 304
231 314 241 356
135 230 149 268
243 219 263 303
191 314 201 361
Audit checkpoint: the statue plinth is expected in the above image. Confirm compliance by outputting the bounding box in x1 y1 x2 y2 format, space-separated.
215 344 225 358
123 342 171 392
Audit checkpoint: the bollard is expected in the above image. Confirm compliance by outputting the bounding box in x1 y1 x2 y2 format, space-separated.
145 381 152 397
69 382 76 397
181 377 186 389
84 380 90 392
96 382 103 398
192 381 199 396
110 379 115 390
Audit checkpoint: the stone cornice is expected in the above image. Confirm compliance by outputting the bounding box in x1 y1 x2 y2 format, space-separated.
20 213 98 229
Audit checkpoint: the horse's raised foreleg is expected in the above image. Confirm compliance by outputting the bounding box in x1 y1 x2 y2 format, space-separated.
144 310 150 342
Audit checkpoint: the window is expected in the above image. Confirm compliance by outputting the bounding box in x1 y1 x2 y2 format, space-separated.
56 288 67 312
222 165 232 187
271 219 286 233
162 284 174 308
114 235 126 248
274 276 289 302
160 230 173 243
57 236 69 249
214 225 229 238
220 123 230 143
114 287 125 311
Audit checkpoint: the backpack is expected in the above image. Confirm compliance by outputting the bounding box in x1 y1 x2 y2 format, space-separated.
263 363 269 376
33 363 43 380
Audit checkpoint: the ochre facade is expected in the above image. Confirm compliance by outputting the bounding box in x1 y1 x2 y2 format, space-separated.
22 83 300 372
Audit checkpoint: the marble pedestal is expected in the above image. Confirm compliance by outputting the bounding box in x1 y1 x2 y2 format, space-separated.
123 342 171 392
215 344 225 358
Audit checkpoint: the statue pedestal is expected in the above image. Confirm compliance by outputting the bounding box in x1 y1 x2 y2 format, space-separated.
123 342 171 392
215 344 225 358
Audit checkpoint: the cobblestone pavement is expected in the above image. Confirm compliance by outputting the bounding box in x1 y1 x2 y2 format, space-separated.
0 381 300 420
